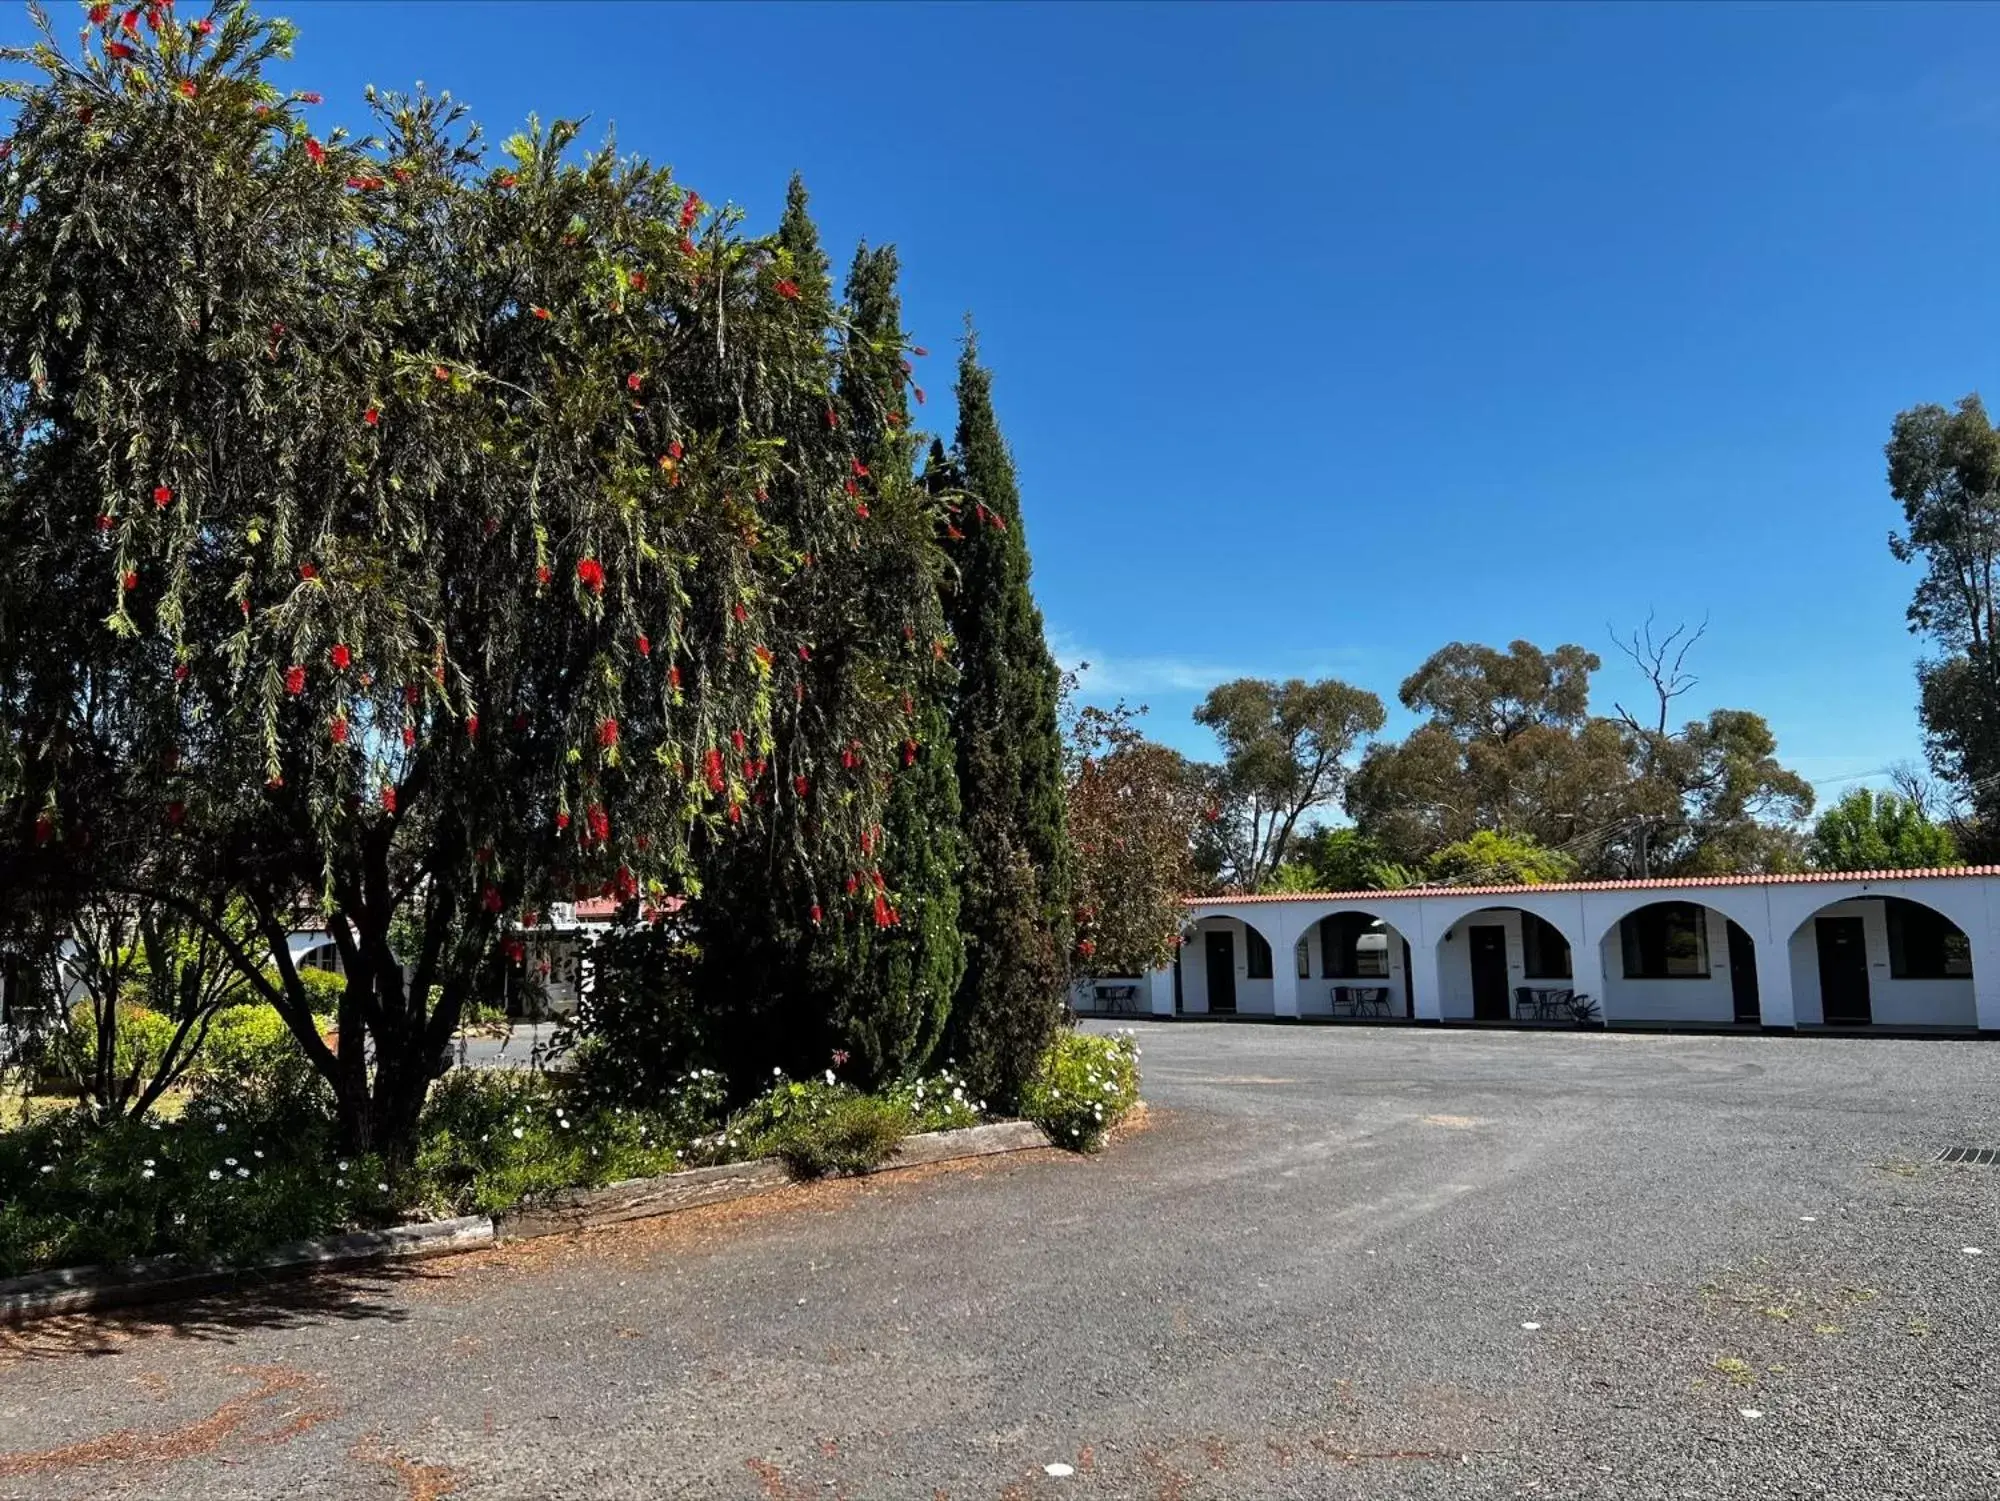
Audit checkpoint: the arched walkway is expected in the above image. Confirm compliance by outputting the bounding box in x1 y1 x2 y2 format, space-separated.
1291 908 1415 1020
1595 899 1761 1027
1177 914 1280 1016
1786 894 1976 1029
1432 906 1586 1023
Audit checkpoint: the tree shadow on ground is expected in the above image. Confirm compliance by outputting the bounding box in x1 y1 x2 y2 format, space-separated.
0 1261 443 1363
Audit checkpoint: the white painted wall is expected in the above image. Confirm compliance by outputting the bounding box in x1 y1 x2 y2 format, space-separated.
1291 917 1411 1017
1432 907 1578 1019
1785 898 1976 1028
1178 917 1276 1015
1597 906 1740 1025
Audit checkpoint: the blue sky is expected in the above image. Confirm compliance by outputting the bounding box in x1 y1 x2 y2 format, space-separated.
219 3 2000 796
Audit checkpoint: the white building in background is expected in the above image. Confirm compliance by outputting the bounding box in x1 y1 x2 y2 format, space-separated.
1076 867 2000 1033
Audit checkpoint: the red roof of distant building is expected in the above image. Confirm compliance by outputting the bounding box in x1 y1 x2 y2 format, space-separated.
572 895 686 922
1186 866 2000 904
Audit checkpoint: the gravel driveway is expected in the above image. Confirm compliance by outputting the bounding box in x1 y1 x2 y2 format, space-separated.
1 1022 1995 1499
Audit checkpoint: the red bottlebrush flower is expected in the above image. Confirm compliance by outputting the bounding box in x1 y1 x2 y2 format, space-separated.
401 724 415 748
872 892 894 928
946 523 965 541
194 17 212 33
844 478 858 497
678 235 695 257
96 514 114 532
473 845 494 865
884 411 903 427
810 904 822 925
173 663 189 683
614 865 638 900
403 683 421 705
587 804 610 842
300 92 323 105
304 137 325 166
635 633 650 657
860 828 875 856
576 557 606 595
912 346 929 357
903 738 918 766
531 306 551 321
297 561 319 582
284 665 305 695
840 747 855 770
165 801 185 826
433 364 450 382
750 644 774 669
913 387 926 405
1078 938 1097 959
331 717 349 744
775 279 799 301
33 812 53 845
482 517 498 539
730 728 747 753
851 458 870 479
703 748 726 793
466 714 479 740
793 774 810 797
481 884 503 914
89 2 110 20
854 502 870 520
626 372 642 392
534 564 552 586
521 908 537 926
121 570 138 592
628 270 646 291
668 440 683 460
77 106 93 124
380 785 397 815
503 938 525 964
597 718 619 748
727 802 742 824
362 405 380 427
555 811 571 832
824 407 838 430
731 601 748 624
329 643 351 671
176 80 197 98
679 194 700 229
844 874 860 896
152 484 173 508
495 170 516 189
668 665 682 690
118 5 139 33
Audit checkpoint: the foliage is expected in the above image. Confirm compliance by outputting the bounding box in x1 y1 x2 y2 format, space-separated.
938 331 1073 1107
1268 827 1411 893
725 1074 913 1178
45 1001 179 1099
1065 702 1205 974
1809 787 1962 872
402 1069 702 1218
552 921 709 1109
0 1065 390 1279
1345 637 1812 879
1020 1028 1140 1153
0 10 959 1163
187 1003 330 1095
1426 829 1577 886
1192 677 1387 892
1885 395 2000 846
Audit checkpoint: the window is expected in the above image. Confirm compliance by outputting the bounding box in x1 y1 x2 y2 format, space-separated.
1620 903 1709 979
1244 927 1273 980
1885 898 1973 979
1521 913 1573 979
1295 936 1311 979
1320 913 1390 978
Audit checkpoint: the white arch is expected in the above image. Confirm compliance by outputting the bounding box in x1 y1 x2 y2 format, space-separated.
1784 889 1978 1029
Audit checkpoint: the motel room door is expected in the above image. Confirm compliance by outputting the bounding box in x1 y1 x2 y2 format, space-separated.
1815 916 1872 1025
1204 930 1238 1014
1469 925 1510 1021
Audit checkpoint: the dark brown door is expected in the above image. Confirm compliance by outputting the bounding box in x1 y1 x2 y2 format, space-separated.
1204 929 1237 1014
1401 938 1414 1019
1727 920 1760 1025
1469 925 1509 1020
1816 916 1871 1025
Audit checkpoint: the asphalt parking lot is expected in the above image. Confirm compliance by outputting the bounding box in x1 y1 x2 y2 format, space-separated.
1 1020 1995 1499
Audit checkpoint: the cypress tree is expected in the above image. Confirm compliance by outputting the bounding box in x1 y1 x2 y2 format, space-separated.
940 328 1074 1105
817 244 965 1085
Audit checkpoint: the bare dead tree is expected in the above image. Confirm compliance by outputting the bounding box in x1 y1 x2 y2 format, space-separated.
1886 760 1940 818
1610 611 1709 738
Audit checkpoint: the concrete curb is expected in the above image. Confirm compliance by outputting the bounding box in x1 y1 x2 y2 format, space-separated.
0 1120 1054 1326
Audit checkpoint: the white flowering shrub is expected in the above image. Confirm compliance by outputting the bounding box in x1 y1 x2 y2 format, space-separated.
1020 1029 1140 1152
404 1071 694 1218
721 1073 914 1179
883 1068 984 1133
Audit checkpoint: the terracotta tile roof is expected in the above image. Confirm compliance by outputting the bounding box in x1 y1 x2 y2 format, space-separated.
571 895 686 921
1186 866 2000 904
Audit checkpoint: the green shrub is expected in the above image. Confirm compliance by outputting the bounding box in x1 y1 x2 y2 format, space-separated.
294 967 348 1013
0 1075 390 1278
188 1004 316 1094
44 1001 185 1098
1021 1028 1141 1152
882 1068 984 1133
725 1076 913 1178
403 1071 689 1219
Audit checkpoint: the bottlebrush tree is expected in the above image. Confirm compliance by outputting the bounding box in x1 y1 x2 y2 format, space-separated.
0 5 938 1160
